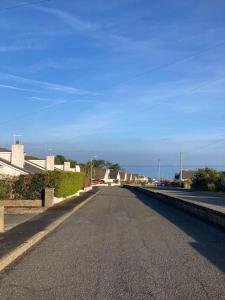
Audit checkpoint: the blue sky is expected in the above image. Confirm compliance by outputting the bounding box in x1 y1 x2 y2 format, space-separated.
1 0 225 167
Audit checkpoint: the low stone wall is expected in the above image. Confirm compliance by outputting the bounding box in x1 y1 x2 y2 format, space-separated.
0 203 4 233
2 200 42 208
124 185 225 231
0 187 92 233
54 186 93 204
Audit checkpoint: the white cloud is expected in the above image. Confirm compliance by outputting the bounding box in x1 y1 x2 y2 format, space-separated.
0 83 37 92
37 7 99 32
0 72 99 96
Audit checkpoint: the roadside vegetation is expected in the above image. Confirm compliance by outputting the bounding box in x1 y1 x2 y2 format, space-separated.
161 168 225 192
191 168 225 192
87 159 121 170
55 155 78 168
53 171 84 197
0 171 87 200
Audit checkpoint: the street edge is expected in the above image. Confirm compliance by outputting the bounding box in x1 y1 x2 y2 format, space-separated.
124 185 225 231
0 190 100 273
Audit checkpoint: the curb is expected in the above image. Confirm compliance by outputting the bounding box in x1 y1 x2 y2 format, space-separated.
0 190 100 273
124 185 225 231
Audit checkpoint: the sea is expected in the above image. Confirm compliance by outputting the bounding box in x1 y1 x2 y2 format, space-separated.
122 165 225 180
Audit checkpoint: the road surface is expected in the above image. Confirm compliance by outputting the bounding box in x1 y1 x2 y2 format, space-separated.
0 187 225 299
150 187 225 213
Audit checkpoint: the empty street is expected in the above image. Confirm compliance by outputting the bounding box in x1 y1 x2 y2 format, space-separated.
0 187 225 300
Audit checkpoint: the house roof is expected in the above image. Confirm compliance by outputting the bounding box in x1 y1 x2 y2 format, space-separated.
119 171 125 180
0 157 28 174
109 169 119 179
25 155 42 160
23 161 45 174
176 170 196 180
93 168 106 180
0 156 45 175
0 148 10 152
126 173 130 181
182 170 196 180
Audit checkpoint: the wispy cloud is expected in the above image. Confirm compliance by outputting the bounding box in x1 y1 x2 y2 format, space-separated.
0 102 62 128
37 6 99 32
0 72 99 96
49 104 122 139
0 83 37 92
23 57 85 74
26 96 96 104
0 40 45 52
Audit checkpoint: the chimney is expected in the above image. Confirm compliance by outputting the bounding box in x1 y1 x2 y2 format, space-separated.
63 161 70 171
75 165 81 172
46 156 55 171
11 143 25 168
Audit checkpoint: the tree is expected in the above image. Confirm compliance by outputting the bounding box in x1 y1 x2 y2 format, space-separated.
86 159 122 170
55 155 66 165
109 163 121 170
192 168 224 191
55 155 77 168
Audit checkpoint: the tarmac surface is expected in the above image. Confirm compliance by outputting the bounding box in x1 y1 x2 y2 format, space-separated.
149 187 225 213
0 187 225 300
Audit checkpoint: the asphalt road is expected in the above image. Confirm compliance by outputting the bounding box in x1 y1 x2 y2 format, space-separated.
0 187 225 300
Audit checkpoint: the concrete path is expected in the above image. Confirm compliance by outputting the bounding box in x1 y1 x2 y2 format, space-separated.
4 208 45 231
0 187 224 300
149 187 225 213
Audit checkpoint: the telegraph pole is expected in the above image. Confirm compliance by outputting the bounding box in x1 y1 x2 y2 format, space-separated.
157 159 161 183
90 155 97 185
90 159 93 184
180 152 183 183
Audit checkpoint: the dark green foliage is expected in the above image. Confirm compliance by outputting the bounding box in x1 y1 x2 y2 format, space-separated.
14 173 54 200
53 171 84 197
55 155 77 168
0 180 12 200
192 168 225 191
0 171 86 200
87 159 122 170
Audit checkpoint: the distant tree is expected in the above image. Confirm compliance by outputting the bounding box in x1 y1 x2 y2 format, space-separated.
86 159 122 170
55 155 66 165
109 163 121 170
55 155 77 168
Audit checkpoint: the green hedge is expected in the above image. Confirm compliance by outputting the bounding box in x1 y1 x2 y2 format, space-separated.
53 170 84 197
14 173 54 200
0 171 86 200
0 180 12 200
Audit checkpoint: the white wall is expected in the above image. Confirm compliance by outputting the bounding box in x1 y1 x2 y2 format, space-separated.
55 165 63 170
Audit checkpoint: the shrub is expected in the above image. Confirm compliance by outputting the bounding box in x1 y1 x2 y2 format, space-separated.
14 172 54 200
53 171 85 197
207 183 216 191
192 168 224 191
0 180 12 200
1 171 85 200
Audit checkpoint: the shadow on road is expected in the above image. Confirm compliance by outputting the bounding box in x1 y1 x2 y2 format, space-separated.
131 189 225 274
